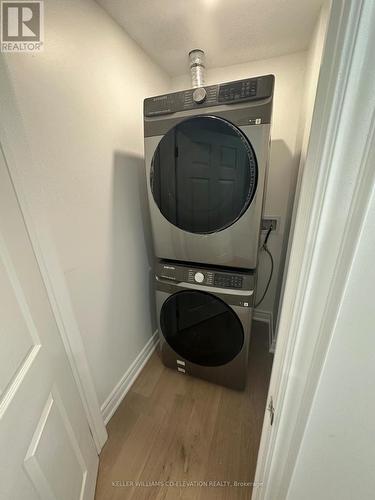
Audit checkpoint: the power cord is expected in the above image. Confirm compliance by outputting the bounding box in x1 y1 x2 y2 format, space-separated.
255 226 274 308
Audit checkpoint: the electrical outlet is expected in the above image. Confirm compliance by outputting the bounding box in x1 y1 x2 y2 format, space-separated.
261 218 278 231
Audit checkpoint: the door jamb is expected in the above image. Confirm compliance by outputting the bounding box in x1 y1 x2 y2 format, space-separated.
0 57 108 453
253 0 375 498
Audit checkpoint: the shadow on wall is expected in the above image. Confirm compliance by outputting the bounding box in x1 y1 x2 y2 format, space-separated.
256 139 300 335
271 141 301 328
108 152 156 351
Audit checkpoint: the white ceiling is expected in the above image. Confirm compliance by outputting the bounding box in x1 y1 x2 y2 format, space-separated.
97 0 324 77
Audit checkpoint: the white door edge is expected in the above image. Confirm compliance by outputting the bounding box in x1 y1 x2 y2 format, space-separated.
253 0 375 498
0 56 108 452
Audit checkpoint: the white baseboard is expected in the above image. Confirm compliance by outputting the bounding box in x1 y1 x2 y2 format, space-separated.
101 330 159 425
253 309 274 352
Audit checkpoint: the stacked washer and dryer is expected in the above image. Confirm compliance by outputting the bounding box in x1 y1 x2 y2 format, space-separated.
143 56 274 390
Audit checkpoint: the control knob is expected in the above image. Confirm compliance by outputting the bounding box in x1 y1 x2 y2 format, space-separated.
193 87 207 104
194 272 204 283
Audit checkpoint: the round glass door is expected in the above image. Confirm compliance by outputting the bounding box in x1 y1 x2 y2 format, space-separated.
160 290 244 366
151 116 258 234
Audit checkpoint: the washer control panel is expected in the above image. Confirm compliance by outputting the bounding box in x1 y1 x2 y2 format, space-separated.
144 74 274 117
156 262 253 291
214 273 243 289
186 270 244 289
186 268 245 289
193 271 205 283
188 268 214 286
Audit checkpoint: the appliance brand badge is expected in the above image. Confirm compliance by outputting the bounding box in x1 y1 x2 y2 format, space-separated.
163 265 175 270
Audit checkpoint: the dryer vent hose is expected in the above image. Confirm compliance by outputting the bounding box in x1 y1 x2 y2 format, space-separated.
189 49 205 88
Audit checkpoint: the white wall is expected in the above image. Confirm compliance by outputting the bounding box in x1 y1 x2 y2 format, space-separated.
172 52 306 332
286 177 375 500
274 3 330 336
298 2 330 168
283 3 375 496
2 0 170 407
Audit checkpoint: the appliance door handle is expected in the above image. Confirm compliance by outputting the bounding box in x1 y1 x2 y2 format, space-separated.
175 280 254 296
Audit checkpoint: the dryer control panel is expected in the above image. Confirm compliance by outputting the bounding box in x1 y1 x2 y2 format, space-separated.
156 261 254 291
144 74 274 117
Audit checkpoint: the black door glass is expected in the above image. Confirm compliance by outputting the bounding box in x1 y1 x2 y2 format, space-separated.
151 116 258 234
160 290 244 366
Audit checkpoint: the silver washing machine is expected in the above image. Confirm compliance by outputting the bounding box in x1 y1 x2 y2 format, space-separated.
144 74 274 270
155 261 255 390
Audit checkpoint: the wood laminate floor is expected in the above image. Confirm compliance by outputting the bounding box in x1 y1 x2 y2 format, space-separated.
95 321 273 500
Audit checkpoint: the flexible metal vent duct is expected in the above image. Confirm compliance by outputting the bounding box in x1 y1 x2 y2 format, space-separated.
189 49 205 88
